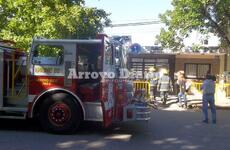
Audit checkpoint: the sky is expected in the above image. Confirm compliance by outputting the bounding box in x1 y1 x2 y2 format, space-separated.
85 0 220 47
84 0 172 46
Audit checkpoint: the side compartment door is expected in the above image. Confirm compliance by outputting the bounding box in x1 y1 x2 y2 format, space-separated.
101 39 115 127
101 80 115 127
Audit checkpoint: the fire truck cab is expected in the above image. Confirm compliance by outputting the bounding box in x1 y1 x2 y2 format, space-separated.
0 35 150 134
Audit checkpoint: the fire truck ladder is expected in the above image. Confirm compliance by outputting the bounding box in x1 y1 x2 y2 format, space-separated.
6 52 28 100
12 53 27 97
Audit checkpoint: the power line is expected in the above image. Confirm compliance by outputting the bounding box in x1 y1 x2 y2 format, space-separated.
109 20 162 27
112 18 160 23
104 30 161 35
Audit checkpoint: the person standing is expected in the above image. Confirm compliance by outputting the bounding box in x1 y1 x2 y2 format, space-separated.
146 67 159 102
157 68 173 105
177 73 187 108
201 74 217 124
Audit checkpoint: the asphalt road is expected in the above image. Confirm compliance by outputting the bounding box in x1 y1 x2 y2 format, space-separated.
0 109 230 150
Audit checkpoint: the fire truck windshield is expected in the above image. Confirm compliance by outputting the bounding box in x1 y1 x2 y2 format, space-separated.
33 45 64 65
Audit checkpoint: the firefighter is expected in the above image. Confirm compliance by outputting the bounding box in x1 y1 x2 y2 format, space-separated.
146 66 159 102
157 68 173 105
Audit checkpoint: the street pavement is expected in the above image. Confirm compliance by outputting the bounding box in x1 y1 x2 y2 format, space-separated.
0 101 230 150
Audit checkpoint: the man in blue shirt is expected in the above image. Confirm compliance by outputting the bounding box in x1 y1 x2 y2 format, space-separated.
201 74 217 124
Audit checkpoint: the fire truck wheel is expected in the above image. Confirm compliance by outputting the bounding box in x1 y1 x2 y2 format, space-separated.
39 93 82 134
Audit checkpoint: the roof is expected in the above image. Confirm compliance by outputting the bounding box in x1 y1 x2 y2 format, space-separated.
33 38 102 44
176 52 226 59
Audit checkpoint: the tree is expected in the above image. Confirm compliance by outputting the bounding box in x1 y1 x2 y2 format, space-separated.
0 0 111 50
155 29 184 51
157 0 230 52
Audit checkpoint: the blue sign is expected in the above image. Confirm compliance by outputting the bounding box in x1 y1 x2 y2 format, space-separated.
130 43 142 54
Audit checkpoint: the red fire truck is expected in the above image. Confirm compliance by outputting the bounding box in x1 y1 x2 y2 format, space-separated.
0 35 150 134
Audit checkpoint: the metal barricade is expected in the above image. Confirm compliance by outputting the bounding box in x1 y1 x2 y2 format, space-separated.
133 81 150 98
192 82 219 93
133 81 229 99
192 82 202 93
224 84 230 97
192 82 230 99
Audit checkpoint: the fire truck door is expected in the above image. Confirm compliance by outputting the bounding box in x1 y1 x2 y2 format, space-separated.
0 51 3 107
29 44 66 95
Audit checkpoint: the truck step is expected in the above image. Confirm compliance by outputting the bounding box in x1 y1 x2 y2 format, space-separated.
136 117 151 121
0 107 27 119
0 115 26 120
136 111 151 115
0 107 27 112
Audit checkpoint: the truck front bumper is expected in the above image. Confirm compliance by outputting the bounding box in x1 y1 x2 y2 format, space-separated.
123 102 151 121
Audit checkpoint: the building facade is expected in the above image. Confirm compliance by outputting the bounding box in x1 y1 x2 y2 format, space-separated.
128 53 227 81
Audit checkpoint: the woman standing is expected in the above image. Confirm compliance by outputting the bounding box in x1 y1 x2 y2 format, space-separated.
177 72 187 108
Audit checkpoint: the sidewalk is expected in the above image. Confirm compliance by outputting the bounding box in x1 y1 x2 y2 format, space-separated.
152 94 230 111
187 94 230 109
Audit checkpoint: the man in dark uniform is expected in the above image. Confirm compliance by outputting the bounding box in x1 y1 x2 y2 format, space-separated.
146 67 159 102
157 68 173 105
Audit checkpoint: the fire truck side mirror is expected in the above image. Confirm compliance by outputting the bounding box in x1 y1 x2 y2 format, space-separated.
115 58 120 66
56 51 64 65
97 56 102 70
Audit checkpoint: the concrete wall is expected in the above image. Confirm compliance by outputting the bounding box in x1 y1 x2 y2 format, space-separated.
226 54 230 71
219 54 226 74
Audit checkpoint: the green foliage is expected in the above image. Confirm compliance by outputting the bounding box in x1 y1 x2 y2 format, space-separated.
35 45 63 57
156 28 184 51
0 0 111 51
157 0 230 51
191 43 202 52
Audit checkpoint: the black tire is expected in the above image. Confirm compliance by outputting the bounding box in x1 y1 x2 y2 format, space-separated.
39 93 82 134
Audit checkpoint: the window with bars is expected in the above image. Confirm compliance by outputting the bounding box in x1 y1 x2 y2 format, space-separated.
185 63 211 79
